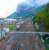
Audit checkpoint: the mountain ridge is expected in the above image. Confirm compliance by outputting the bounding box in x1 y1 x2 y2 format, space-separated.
7 3 45 19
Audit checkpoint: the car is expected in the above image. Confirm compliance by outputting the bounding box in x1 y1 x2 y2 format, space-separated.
16 22 21 30
20 21 24 24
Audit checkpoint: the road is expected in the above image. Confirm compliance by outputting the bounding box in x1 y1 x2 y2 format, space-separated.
16 17 36 32
19 21 35 32
0 17 45 50
0 33 45 50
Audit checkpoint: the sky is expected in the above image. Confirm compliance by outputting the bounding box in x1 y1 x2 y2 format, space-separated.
0 0 25 18
0 0 49 18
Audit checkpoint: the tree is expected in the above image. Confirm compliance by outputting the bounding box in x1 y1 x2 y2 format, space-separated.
45 3 49 17
33 3 49 31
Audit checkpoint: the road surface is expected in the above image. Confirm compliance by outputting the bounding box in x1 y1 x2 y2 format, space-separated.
0 33 45 50
0 17 45 50
16 17 36 32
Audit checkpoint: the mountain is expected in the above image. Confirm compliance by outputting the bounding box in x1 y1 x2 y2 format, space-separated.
7 3 45 19
7 12 17 19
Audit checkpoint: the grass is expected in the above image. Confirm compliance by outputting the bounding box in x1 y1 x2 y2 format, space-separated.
45 39 49 50
46 47 49 50
8 24 16 32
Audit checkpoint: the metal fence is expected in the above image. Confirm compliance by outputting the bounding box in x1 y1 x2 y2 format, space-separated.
0 32 48 50
11 32 47 50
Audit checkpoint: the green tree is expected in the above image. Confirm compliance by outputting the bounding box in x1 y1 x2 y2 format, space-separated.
33 3 49 31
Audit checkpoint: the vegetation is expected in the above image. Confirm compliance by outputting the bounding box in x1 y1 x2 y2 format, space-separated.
38 34 49 50
33 3 49 31
8 24 16 32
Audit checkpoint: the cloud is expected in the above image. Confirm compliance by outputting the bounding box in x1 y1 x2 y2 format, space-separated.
0 0 25 18
35 0 49 5
0 0 49 18
25 0 49 6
